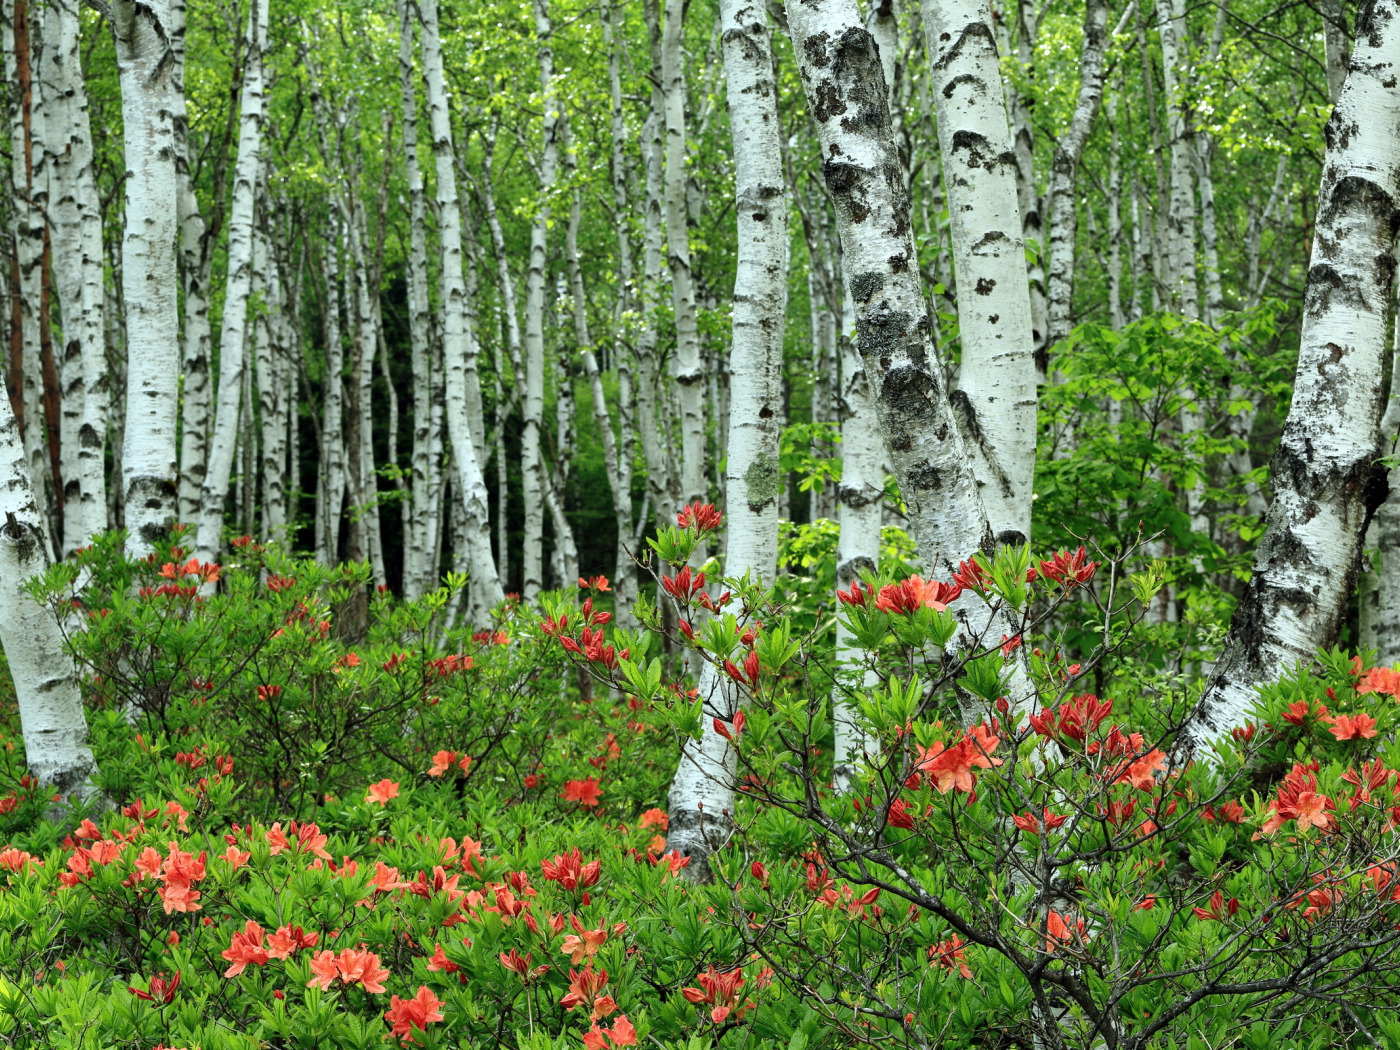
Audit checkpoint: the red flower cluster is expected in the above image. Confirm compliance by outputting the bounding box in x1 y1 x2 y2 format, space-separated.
723 650 761 689
426 653 474 676
1028 546 1099 586
540 847 601 890
578 574 612 591
427 750 474 777
874 575 963 614
1262 762 1335 834
384 985 445 1043
677 501 722 532
928 935 972 978
661 566 706 602
913 723 1001 795
306 947 391 993
1191 889 1239 923
951 558 993 595
1012 808 1069 836
561 778 604 808
130 971 181 1005
682 966 754 1024
1029 694 1113 743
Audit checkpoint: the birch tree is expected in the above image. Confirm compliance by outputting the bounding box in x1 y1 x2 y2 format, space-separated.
420 0 503 619
786 0 1032 701
196 0 268 565
39 0 107 551
667 0 787 878
398 0 436 600
1186 3 1400 745
110 0 182 556
1043 0 1108 351
521 0 559 600
920 0 1038 544
0 360 97 805
662 0 706 511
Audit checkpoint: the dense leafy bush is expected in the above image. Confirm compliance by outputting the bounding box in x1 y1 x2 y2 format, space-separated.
2 515 1399 1049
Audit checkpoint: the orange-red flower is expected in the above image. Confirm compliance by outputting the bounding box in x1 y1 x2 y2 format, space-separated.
384 985 445 1042
306 947 390 993
1324 712 1378 740
561 778 604 808
1261 762 1335 834
682 966 754 1024
541 847 602 889
365 779 400 806
928 935 972 978
221 921 269 978
1357 665 1400 697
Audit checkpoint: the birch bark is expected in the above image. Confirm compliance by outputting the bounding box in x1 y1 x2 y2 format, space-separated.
1043 0 1107 351
666 0 788 878
399 0 432 597
111 0 182 557
0 372 97 804
520 0 559 599
4 0 49 526
832 284 882 792
1186 5 1400 744
196 0 267 565
663 0 706 510
174 0 213 528
420 0 503 618
315 230 347 564
787 0 1032 700
40 0 106 550
919 0 1038 544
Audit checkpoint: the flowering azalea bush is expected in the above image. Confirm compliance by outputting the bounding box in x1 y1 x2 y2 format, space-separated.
2 509 1400 1048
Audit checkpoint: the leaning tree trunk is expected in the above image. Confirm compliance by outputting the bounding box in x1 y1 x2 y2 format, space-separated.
787 0 1032 701
111 0 182 557
666 0 788 881
420 0 502 620
196 0 267 565
0 363 98 805
1185 4 1400 744
1043 0 1107 351
919 0 1038 545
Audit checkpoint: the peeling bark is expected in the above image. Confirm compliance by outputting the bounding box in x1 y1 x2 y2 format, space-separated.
1187 3 1400 744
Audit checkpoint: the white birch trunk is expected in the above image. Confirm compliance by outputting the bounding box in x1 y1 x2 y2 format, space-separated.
920 0 1038 544
603 0 637 623
788 0 1032 705
636 98 677 529
172 0 211 529
1320 0 1350 105
0 364 97 803
4 2 49 532
831 280 884 796
1009 0 1047 375
40 0 106 550
663 0 706 510
399 0 432 599
316 230 347 564
348 198 385 586
420 0 502 618
255 208 287 543
1374 323 1400 666
1186 7 1400 743
1043 0 1107 351
111 0 182 556
195 0 266 564
520 0 559 600
667 0 788 878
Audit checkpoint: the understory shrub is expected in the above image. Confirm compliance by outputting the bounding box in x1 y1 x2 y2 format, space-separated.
0 514 1398 1049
